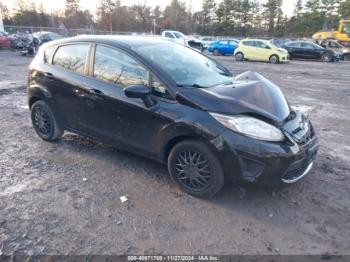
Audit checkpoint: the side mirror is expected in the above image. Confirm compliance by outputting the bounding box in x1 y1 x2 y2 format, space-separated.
124 85 155 108
265 46 271 49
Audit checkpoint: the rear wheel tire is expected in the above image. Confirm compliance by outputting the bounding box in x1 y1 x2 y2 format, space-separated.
213 49 220 56
31 100 63 142
270 55 279 64
168 140 225 198
235 52 244 61
321 53 332 62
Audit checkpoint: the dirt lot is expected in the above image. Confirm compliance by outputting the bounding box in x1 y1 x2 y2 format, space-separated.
0 49 349 256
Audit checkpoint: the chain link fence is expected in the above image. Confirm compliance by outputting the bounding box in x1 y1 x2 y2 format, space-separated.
3 25 150 37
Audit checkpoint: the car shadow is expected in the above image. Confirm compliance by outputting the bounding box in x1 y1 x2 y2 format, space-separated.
57 132 287 202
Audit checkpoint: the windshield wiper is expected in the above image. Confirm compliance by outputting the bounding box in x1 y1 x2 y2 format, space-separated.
177 84 207 89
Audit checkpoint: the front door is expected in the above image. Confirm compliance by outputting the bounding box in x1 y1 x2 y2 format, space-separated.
300 43 321 59
82 44 170 156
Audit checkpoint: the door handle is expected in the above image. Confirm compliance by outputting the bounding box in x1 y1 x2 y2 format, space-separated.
44 72 55 81
89 89 105 99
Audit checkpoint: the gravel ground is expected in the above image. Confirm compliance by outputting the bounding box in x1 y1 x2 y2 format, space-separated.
0 49 349 255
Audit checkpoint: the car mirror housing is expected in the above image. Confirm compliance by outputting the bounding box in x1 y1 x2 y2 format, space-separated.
124 84 155 108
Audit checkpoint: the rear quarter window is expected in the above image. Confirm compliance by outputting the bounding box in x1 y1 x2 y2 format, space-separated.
52 44 90 74
44 45 57 63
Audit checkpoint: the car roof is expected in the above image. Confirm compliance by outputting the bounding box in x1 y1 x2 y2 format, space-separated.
241 39 270 43
33 31 54 35
291 40 312 43
49 35 173 49
163 30 182 33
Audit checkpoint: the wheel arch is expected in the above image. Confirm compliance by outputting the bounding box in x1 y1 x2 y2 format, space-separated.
163 135 204 163
162 131 225 162
235 51 244 60
269 54 280 61
29 96 43 109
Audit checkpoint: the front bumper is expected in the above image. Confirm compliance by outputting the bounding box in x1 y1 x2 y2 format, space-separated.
280 53 290 63
213 117 318 186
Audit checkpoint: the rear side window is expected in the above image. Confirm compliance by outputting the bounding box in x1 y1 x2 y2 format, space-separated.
52 44 89 74
93 45 148 88
287 42 301 48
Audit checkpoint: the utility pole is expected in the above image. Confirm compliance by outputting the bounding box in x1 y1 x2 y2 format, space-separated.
0 14 4 32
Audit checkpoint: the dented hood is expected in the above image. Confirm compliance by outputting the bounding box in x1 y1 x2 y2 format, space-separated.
178 71 291 123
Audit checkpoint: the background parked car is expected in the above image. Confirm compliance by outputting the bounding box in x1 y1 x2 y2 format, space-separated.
0 31 11 49
208 39 239 56
317 39 350 61
32 31 63 44
162 30 204 51
282 41 340 62
199 36 218 49
271 38 291 47
234 39 289 63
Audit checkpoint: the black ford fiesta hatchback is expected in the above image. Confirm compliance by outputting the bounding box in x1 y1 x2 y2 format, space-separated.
28 36 318 197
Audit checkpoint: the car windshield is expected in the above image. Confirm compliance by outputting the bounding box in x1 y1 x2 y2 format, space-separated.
341 22 350 34
173 32 185 39
135 43 233 88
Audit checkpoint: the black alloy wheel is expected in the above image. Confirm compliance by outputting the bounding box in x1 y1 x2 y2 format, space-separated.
31 100 63 141
175 151 212 191
168 140 225 198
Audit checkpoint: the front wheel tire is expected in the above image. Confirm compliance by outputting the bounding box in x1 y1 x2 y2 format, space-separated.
321 53 332 63
168 140 225 198
31 100 63 142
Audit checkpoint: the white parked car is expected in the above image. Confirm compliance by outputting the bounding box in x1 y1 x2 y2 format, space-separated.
199 36 218 49
161 30 204 51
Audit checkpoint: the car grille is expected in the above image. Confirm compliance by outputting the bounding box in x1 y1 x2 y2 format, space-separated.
282 159 311 181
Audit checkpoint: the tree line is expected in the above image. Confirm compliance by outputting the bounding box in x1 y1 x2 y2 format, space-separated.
1 0 350 37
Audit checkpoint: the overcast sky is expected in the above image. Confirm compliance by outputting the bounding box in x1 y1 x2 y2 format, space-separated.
3 0 297 16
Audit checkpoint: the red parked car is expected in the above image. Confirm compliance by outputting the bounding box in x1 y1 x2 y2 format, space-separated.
0 31 11 49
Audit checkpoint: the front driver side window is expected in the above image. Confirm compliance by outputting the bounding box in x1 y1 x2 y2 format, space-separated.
150 74 172 100
94 45 148 88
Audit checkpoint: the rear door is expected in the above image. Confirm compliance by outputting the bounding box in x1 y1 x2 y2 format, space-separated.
242 40 255 59
286 42 303 59
226 40 236 54
218 40 229 54
48 43 92 132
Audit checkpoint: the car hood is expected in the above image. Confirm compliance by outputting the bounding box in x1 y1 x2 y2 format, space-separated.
277 47 288 53
177 71 291 123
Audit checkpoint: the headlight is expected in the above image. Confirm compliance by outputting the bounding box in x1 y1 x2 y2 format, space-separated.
210 113 285 142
